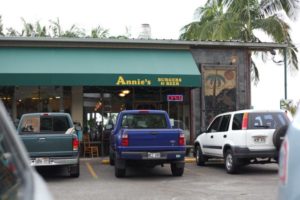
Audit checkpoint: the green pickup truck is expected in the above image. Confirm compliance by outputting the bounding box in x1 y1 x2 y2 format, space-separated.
17 113 80 177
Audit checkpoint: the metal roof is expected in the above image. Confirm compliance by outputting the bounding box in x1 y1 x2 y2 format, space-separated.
0 37 288 51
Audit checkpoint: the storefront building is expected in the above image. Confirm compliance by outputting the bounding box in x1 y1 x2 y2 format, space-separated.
0 38 286 148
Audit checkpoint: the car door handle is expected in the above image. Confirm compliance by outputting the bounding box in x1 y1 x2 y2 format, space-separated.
223 135 227 138
210 135 213 139
38 138 46 142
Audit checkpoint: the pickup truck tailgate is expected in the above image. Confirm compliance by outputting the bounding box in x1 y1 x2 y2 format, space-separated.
21 134 76 157
125 129 181 147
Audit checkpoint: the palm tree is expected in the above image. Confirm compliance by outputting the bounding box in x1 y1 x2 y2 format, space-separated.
35 21 47 37
21 18 48 37
49 18 85 38
21 18 35 37
49 18 63 37
261 0 299 20
90 26 109 38
0 15 4 36
6 27 21 36
180 0 298 83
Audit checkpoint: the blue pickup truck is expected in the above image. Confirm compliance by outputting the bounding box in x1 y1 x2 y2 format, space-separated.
109 110 186 178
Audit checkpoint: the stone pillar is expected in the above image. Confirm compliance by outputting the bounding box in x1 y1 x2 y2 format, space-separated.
71 86 83 125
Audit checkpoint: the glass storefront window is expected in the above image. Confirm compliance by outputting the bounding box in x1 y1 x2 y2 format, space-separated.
83 86 192 146
0 86 71 124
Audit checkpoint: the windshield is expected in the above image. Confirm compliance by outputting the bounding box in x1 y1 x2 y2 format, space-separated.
121 114 167 129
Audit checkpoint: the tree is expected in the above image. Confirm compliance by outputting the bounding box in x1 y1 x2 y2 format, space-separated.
261 0 299 20
49 18 85 38
21 18 48 37
0 15 4 36
6 28 21 36
180 0 298 83
90 26 109 38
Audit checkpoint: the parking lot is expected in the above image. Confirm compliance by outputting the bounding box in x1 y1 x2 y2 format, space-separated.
40 158 279 200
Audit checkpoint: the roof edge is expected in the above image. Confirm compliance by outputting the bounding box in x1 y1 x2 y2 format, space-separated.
0 37 288 50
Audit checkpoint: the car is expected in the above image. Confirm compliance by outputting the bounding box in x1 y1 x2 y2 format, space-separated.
17 113 80 178
278 107 300 200
194 109 290 174
0 101 53 200
110 110 186 177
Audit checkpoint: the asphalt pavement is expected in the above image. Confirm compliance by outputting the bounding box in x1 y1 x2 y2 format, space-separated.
41 157 279 200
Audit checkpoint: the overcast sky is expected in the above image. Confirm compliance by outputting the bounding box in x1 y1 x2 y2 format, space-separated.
0 0 299 109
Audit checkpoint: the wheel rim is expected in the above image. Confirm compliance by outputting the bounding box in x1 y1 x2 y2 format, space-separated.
226 153 233 170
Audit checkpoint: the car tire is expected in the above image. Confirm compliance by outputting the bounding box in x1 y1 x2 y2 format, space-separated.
70 163 80 178
109 149 115 166
225 149 238 174
273 125 288 150
195 145 207 166
115 166 126 178
115 158 126 178
171 163 184 176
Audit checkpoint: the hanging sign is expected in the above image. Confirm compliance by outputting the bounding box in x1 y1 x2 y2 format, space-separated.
167 95 183 102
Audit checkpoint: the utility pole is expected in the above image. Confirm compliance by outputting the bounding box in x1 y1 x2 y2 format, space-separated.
284 47 287 100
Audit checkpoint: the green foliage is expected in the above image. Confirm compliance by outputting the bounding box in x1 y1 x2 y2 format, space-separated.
0 15 4 36
180 0 299 82
90 26 109 38
0 16 131 39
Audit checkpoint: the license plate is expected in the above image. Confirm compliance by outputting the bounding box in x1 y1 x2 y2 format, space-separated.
254 137 266 143
147 152 161 159
34 158 50 165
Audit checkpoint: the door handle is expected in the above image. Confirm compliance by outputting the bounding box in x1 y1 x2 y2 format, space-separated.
223 135 227 138
210 135 213 139
38 138 46 142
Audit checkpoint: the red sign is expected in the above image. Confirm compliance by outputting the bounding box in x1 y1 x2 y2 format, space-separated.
167 95 183 102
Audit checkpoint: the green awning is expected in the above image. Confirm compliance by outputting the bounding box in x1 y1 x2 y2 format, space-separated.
0 48 201 87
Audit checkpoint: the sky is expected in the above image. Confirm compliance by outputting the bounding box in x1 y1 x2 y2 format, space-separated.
0 0 299 110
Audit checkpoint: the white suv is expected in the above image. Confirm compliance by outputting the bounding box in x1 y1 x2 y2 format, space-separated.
194 110 290 174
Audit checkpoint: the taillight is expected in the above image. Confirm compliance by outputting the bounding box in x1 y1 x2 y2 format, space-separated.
73 137 79 151
242 113 249 130
179 133 185 146
121 133 129 146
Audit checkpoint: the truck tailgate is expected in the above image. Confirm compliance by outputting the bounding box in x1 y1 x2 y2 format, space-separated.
125 129 181 147
21 134 76 157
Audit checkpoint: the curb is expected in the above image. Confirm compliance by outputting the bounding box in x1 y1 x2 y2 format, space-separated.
100 157 196 165
101 159 110 164
185 157 196 163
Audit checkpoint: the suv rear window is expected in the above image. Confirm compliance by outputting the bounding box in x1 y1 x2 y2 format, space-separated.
248 112 289 129
19 115 70 133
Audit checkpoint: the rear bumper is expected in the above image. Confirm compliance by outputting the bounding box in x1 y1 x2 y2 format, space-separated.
119 151 185 161
30 156 79 167
233 147 278 158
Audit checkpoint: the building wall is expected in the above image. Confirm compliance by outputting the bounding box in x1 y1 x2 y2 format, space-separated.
191 48 251 135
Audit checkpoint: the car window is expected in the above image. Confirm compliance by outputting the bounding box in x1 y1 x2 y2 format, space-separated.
20 115 70 133
232 113 243 130
0 124 21 199
121 114 167 129
248 112 289 129
219 115 231 132
207 116 222 133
